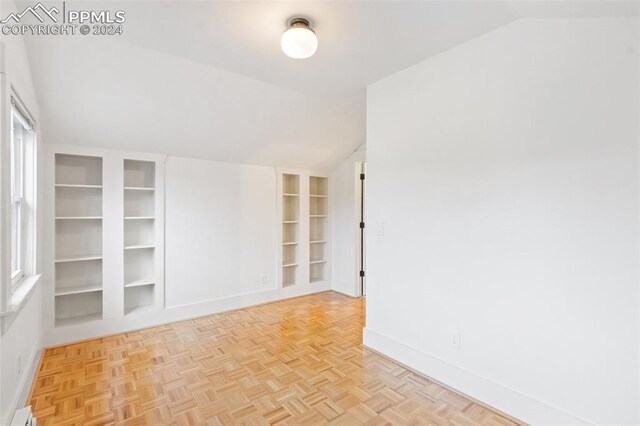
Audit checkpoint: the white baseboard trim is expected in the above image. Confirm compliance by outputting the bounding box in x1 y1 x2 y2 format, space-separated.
6 341 41 426
45 282 332 347
330 288 359 299
362 327 589 426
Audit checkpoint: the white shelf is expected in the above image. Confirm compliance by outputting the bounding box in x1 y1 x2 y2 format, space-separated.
124 244 155 250
125 186 154 191
310 215 327 218
310 194 328 198
283 193 299 197
125 278 155 288
56 284 102 296
56 312 102 327
55 255 102 263
310 240 327 244
283 241 298 246
310 260 328 264
282 263 298 268
283 221 298 224
55 183 102 189
124 304 156 316
125 216 155 220
56 216 102 220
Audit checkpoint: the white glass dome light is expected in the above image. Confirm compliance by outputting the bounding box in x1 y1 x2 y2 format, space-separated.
281 17 318 59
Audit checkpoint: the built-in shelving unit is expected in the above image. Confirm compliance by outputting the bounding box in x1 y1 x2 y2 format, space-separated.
123 160 156 315
277 170 331 287
54 154 104 325
309 176 329 283
47 145 166 338
282 174 300 287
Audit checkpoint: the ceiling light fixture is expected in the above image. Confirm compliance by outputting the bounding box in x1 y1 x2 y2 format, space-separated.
281 17 318 59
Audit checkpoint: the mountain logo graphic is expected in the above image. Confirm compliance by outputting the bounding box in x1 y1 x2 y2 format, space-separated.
1 3 59 24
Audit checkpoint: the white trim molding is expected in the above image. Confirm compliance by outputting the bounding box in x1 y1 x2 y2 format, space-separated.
9 346 41 426
362 328 589 426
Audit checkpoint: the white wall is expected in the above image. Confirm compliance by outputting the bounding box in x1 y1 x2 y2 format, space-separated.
0 292 42 424
331 146 365 297
365 17 639 425
165 157 279 307
0 0 44 423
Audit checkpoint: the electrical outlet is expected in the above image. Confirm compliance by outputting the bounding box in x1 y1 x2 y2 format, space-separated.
259 274 267 286
16 354 21 375
450 330 461 350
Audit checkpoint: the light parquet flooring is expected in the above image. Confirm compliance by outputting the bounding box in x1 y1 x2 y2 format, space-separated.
28 291 521 425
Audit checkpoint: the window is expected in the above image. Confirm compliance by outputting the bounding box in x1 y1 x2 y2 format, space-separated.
10 98 36 293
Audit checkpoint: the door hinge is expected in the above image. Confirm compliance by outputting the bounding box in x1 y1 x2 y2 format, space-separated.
360 173 365 180
360 270 365 277
359 222 365 229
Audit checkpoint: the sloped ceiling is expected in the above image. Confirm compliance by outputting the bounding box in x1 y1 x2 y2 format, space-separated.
21 1 639 170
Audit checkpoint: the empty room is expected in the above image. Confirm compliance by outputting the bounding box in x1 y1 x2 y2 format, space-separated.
0 0 639 425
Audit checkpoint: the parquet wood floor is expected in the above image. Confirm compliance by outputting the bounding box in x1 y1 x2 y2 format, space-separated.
28 291 521 425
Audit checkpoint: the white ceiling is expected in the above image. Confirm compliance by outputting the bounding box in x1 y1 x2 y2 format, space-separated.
22 1 639 170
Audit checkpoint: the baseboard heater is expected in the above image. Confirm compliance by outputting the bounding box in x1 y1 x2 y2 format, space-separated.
11 406 36 426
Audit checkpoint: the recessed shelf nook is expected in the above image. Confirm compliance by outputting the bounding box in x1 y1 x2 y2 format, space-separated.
281 174 301 287
309 176 329 282
54 154 105 326
124 160 157 315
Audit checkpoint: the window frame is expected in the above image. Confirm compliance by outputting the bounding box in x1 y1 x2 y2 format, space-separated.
9 98 34 293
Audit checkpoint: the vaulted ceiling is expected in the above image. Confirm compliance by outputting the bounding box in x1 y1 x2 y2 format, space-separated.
21 1 639 170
